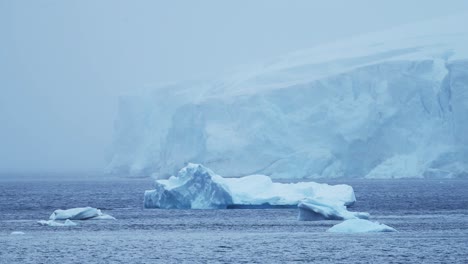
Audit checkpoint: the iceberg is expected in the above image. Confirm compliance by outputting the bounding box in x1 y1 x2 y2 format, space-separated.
49 207 115 220
144 163 356 209
108 14 468 179
327 219 397 233
298 198 369 221
10 231 25 235
37 219 78 227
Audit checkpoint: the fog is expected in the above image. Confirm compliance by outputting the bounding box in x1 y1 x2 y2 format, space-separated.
1 0 467 174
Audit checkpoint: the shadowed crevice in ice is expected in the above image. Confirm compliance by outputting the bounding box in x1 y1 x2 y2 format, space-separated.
144 163 356 209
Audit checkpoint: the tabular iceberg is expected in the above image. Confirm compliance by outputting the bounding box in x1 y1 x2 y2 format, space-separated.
108 14 468 179
327 219 396 233
298 198 369 221
49 207 115 220
144 163 356 209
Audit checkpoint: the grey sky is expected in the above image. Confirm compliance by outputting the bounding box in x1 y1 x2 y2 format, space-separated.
1 0 467 173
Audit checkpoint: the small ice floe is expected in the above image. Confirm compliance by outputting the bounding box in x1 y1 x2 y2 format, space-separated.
327 219 397 233
298 198 369 221
49 207 115 220
37 219 78 227
10 231 25 235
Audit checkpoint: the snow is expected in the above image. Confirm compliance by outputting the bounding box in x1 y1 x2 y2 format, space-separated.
38 219 78 227
327 219 397 233
223 174 355 207
49 207 115 220
10 231 25 235
144 163 356 209
298 198 369 221
108 13 468 179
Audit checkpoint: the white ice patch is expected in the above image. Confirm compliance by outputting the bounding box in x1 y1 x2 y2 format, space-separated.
327 219 396 233
10 231 25 235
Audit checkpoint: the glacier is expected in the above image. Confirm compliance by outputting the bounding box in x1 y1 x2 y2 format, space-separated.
144 163 355 209
109 14 468 179
327 219 397 233
298 198 369 221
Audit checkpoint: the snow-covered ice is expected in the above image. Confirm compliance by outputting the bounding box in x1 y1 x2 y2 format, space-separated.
37 219 78 227
108 14 468 179
49 207 115 220
298 198 369 221
144 163 356 209
327 219 397 233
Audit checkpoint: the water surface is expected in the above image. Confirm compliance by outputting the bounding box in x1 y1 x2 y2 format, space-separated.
1 178 467 263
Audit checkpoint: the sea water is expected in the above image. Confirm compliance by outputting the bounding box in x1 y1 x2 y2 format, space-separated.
0 178 467 263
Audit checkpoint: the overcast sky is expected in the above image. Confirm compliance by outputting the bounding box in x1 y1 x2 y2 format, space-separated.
1 0 467 174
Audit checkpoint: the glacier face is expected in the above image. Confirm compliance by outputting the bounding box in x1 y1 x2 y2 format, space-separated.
109 15 468 179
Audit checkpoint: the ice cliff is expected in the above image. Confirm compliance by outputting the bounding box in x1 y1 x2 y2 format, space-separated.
144 163 355 209
109 14 468 179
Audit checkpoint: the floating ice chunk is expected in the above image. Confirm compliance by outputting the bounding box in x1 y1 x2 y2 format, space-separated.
10 231 25 235
49 207 115 220
298 198 369 221
327 219 396 233
37 219 78 227
144 163 356 209
144 164 233 209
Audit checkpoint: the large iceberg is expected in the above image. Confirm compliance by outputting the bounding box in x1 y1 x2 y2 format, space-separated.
298 198 369 221
108 14 468 179
49 207 115 220
327 219 396 233
144 163 356 209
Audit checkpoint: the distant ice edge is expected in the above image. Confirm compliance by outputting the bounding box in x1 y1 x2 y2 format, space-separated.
144 163 356 209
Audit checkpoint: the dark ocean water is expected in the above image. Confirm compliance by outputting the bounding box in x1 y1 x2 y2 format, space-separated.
0 178 467 263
